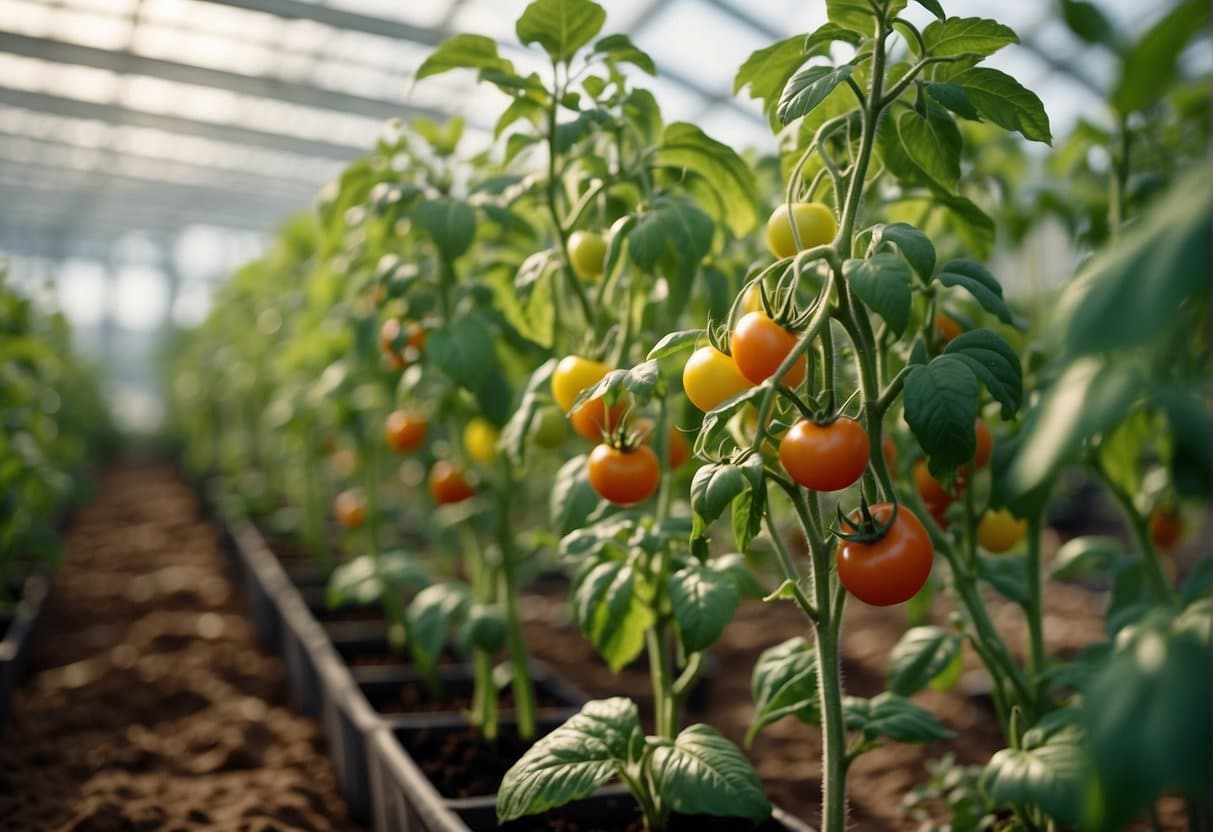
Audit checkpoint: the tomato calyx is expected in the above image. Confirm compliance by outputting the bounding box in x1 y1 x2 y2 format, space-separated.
835 496 901 544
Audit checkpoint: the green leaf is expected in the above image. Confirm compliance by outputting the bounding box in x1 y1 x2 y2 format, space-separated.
412 197 477 261
426 316 496 392
748 637 819 745
778 63 855 125
327 551 428 607
943 329 1023 419
572 361 662 412
515 0 606 63
827 0 887 33
887 626 964 696
1060 0 1122 49
647 329 704 361
668 563 740 653
456 602 506 653
592 33 655 74
922 17 1017 58
497 698 638 822
416 34 512 80
1053 163 1212 358
912 0 945 19
982 736 1089 823
649 725 771 820
1155 386 1213 498
977 551 1029 606
690 463 749 539
655 123 759 236
628 195 714 278
937 259 1015 325
550 454 603 536
711 553 767 599
949 67 1051 144
903 355 980 478
873 222 936 281
898 107 962 191
408 582 472 668
1052 536 1129 581
1112 0 1209 115
573 560 653 671
926 82 981 120
844 253 913 335
844 693 954 743
934 192 996 258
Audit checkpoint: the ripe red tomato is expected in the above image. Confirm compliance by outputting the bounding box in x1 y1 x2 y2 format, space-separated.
779 418 870 492
570 397 627 441
682 346 753 412
882 435 897 470
731 312 806 387
936 314 963 345
1149 507 1183 550
913 459 960 526
836 503 933 606
428 460 475 504
587 444 659 505
385 410 427 453
973 419 992 469
333 489 366 530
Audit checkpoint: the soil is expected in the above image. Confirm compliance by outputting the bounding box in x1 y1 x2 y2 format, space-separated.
399 722 555 799
489 793 798 831
0 464 361 832
363 673 572 716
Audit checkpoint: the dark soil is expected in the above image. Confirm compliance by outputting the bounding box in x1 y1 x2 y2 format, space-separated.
488 793 798 831
399 722 552 799
0 464 361 832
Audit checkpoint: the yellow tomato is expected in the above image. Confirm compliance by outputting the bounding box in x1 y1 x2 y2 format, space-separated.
682 346 753 413
765 202 837 259
464 418 499 464
977 509 1027 554
551 355 611 413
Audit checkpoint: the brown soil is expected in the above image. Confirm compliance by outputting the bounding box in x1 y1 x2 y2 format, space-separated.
366 676 570 716
0 464 361 832
492 793 797 831
400 723 546 799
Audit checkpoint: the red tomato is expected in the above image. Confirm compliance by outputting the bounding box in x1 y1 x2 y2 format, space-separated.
587 444 660 505
779 418 870 492
385 410 427 453
1149 507 1183 550
380 318 426 368
936 314 963 345
428 460 475 504
570 397 627 442
836 503 934 606
973 420 992 469
334 489 366 530
882 435 897 470
731 312 806 387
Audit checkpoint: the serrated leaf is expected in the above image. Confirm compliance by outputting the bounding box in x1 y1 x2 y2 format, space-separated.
943 329 1023 418
898 108 962 191
887 626 964 696
734 24 859 127
923 17 1017 58
573 560 653 671
650 725 771 820
950 67 1051 144
778 63 855 125
903 355 980 478
844 253 913 335
417 34 512 80
654 123 759 236
874 222 935 280
647 329 704 361
668 564 739 653
844 693 954 743
497 698 638 821
937 259 1015 325
748 637 819 744
515 0 606 63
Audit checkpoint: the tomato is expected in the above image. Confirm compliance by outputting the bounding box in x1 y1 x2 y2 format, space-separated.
765 202 837 259
935 314 963 346
882 435 897 471
682 346 753 412
731 312 806 387
977 509 1027 554
836 503 933 606
741 284 765 315
464 418 499 464
333 488 366 530
570 397 627 441
385 410 427 453
914 459 962 507
330 448 357 479
551 355 610 413
530 406 568 448
779 418 869 492
380 318 426 368
633 418 691 469
928 647 965 693
973 419 992 469
568 230 607 281
428 460 475 504
1149 507 1183 550
587 444 659 505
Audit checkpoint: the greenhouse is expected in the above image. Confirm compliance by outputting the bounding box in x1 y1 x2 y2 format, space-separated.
0 1 1209 830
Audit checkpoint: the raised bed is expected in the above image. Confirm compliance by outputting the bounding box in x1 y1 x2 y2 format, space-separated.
0 571 51 733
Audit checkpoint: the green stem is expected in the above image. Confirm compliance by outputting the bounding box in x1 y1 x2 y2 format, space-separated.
462 525 499 741
1024 511 1046 684
1108 114 1130 238
545 60 594 336
1090 459 1175 603
497 459 537 739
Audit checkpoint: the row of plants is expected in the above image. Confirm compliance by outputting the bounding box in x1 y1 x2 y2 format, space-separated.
0 265 112 596
168 0 1210 829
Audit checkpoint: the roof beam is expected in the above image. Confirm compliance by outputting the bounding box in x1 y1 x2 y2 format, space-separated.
0 87 365 161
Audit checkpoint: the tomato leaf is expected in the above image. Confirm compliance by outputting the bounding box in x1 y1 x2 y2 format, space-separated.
408 582 472 670
711 553 767 599
922 17 1017 58
1051 536 1130 582
456 602 506 653
734 26 858 126
903 355 980 478
655 123 760 236
873 222 936 281
327 551 429 608
981 734 1089 823
1060 0 1123 49
417 34 514 80
926 82 982 120
943 328 1023 418
572 559 653 671
748 637 819 745
1112 0 1208 115
911 0 945 19
945 67 1051 144
412 197 477 261
843 693 954 743
426 316 497 392
937 259 1016 325
933 192 996 258
886 626 964 696
844 253 913 335
628 195 714 281
592 33 655 75
515 0 606 63
826 0 894 33
550 454 604 536
977 551 1028 606
668 563 740 653
497 698 638 822
690 463 749 539
649 725 771 821
898 107 962 191
647 329 704 361
778 63 856 125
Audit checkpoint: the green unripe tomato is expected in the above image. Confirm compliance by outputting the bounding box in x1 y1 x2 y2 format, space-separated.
568 230 607 280
765 202 837 258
